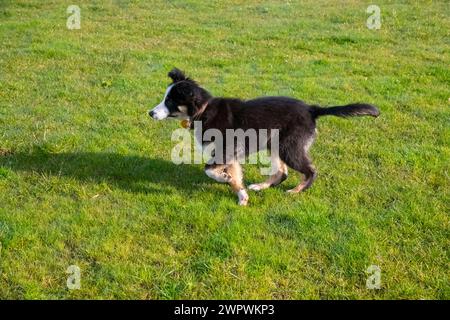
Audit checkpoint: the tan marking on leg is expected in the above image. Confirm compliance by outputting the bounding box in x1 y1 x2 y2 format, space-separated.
205 164 231 183
287 182 307 193
227 161 248 205
287 164 316 194
227 162 244 192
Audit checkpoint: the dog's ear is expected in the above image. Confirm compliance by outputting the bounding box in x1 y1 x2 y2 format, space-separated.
179 83 195 97
168 68 186 83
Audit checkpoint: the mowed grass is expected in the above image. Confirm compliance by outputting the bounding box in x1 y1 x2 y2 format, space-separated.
0 0 449 299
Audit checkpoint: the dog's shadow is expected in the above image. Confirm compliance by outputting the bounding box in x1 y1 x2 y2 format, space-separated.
0 150 208 196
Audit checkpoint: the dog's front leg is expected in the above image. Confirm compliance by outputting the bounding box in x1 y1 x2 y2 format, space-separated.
205 164 232 183
227 162 248 206
204 162 249 206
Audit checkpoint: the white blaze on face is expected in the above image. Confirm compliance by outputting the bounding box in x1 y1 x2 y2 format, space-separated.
149 84 174 120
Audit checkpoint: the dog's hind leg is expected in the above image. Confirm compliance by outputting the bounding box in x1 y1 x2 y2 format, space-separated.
248 156 288 191
280 133 317 194
285 156 316 193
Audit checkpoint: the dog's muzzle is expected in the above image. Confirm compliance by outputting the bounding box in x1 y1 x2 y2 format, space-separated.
149 103 170 120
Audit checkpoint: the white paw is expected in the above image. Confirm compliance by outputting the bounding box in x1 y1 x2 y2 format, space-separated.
237 189 249 206
248 184 263 191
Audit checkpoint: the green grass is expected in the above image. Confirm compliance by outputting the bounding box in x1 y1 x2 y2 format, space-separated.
0 0 449 299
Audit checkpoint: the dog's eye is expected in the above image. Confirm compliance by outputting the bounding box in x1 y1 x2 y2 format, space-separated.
165 99 177 109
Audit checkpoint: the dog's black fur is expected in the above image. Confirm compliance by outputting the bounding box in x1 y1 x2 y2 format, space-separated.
150 68 380 205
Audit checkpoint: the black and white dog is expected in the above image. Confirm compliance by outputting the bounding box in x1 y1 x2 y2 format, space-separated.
149 68 379 205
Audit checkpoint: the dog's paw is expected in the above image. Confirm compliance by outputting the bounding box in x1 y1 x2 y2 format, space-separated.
286 186 303 194
248 183 270 191
237 189 249 206
248 183 263 191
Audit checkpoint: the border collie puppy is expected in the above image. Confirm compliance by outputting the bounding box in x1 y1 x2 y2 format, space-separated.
149 68 379 206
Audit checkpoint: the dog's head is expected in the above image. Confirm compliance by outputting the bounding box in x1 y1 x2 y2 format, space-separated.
149 68 210 120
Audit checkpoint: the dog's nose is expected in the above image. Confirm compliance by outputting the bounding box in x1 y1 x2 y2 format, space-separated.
149 110 155 118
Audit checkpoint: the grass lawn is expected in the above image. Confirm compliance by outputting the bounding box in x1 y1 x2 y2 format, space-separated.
0 0 449 299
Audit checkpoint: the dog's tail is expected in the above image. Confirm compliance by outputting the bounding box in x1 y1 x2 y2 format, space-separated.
311 103 380 119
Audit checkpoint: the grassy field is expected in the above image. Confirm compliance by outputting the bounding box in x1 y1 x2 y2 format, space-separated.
0 0 449 299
